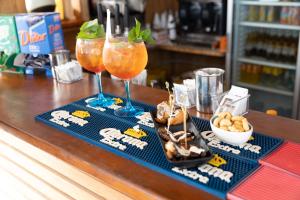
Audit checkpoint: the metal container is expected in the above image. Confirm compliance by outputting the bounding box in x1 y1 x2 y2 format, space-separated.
195 68 224 113
49 49 70 67
49 49 71 80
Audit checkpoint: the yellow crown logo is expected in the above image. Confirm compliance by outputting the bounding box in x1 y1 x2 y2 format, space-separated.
208 154 227 167
72 110 90 118
124 125 147 139
113 98 123 105
248 136 254 141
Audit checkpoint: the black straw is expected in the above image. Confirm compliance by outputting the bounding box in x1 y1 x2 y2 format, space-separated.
115 4 120 26
124 3 129 29
97 3 103 24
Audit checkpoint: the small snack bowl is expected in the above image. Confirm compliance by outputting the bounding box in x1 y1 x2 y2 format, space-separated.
210 116 253 146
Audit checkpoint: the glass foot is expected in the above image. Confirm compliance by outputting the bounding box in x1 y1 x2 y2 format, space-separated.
86 96 114 107
114 106 144 117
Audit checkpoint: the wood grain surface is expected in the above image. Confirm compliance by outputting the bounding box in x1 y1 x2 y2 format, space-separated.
0 0 26 13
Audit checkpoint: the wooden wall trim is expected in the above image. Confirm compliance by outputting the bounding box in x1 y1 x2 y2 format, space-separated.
0 125 132 200
0 165 48 200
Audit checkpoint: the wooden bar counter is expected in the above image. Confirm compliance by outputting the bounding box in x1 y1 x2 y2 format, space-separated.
0 73 300 200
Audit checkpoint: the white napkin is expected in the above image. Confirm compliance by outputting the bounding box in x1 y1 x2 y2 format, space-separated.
54 60 82 83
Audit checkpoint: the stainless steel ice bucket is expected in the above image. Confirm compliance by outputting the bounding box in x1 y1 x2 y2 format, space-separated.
195 68 224 113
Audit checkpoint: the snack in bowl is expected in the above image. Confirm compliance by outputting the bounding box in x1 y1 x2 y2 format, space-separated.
213 112 250 132
210 112 253 146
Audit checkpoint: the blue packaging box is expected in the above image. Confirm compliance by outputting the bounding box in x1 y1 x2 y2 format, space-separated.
15 12 65 54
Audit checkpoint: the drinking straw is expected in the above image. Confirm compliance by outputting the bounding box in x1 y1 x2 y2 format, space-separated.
183 106 187 149
106 9 112 40
97 3 103 24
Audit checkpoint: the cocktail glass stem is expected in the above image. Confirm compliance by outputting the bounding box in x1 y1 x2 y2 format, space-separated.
114 80 144 117
124 80 133 110
96 72 105 100
86 72 114 107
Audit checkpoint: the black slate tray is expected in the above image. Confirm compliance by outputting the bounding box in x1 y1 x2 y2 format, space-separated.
150 110 213 168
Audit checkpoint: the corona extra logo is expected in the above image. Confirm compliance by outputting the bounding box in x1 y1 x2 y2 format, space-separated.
72 110 90 119
19 30 46 46
113 98 123 105
248 136 254 141
208 154 227 167
124 125 147 139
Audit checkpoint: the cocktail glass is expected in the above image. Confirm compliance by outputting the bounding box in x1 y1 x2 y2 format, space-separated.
76 38 114 107
103 36 148 117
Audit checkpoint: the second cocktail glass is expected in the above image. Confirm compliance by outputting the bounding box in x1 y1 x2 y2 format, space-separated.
76 38 114 107
103 36 148 117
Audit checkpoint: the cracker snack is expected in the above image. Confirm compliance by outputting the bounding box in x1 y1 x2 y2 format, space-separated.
213 112 250 132
155 102 186 126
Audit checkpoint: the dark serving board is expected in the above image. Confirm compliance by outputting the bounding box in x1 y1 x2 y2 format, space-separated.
150 110 213 168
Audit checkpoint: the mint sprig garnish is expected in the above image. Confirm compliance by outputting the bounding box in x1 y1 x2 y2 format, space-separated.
77 19 105 39
128 19 155 44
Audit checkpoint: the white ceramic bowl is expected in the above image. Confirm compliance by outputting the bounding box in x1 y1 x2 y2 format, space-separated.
210 116 253 146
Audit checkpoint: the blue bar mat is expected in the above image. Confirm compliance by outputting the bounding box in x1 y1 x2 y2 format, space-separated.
191 118 283 163
73 94 283 163
35 94 283 199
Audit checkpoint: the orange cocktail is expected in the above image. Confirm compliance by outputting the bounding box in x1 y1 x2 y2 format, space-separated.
103 38 148 80
103 36 148 117
76 38 105 73
76 37 113 107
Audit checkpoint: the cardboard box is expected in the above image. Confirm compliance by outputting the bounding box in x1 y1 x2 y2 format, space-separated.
15 12 65 54
0 15 20 55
